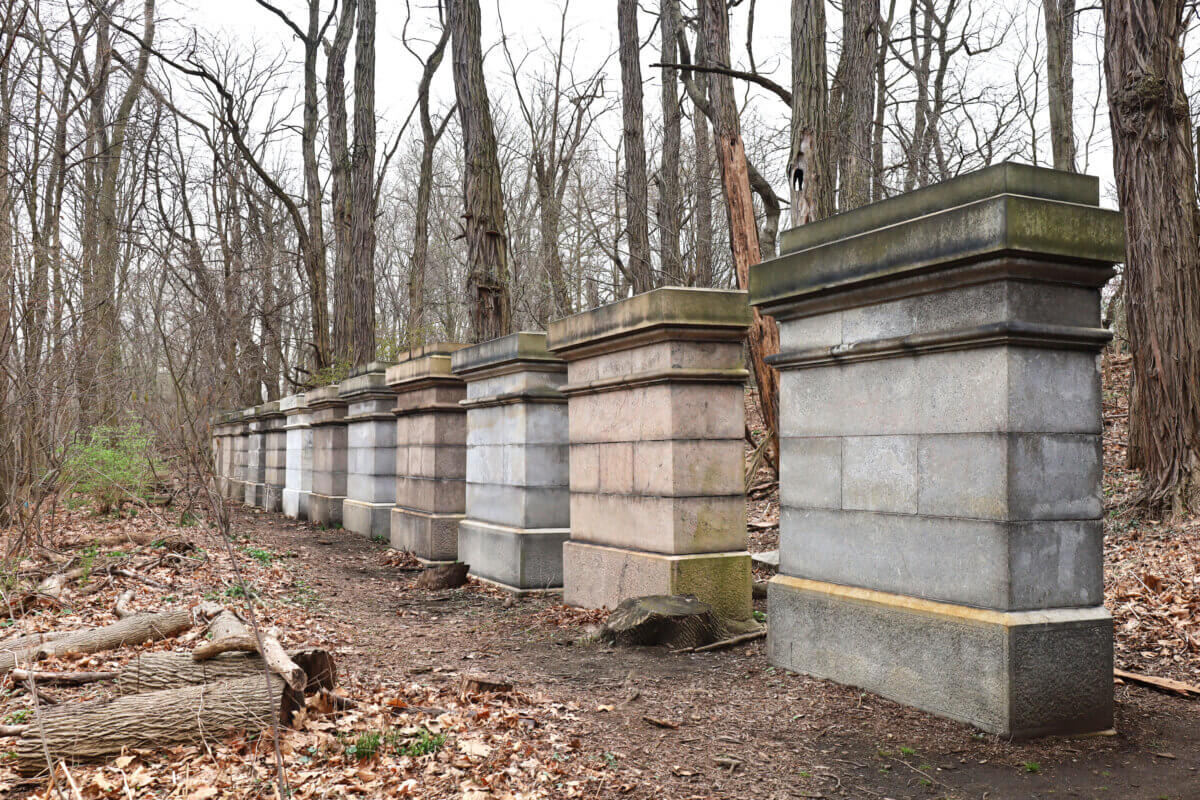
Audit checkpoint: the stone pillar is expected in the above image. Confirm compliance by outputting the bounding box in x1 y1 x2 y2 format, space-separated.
338 363 398 537
230 412 250 501
306 385 349 527
261 402 286 512
243 405 268 507
212 414 234 498
452 333 570 592
281 394 311 519
386 344 469 563
749 163 1122 738
547 287 754 623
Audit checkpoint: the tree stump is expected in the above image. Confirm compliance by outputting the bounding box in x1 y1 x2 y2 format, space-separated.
415 562 469 590
600 595 727 650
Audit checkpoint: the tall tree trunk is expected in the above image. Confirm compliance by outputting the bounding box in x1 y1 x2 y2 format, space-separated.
1103 0 1200 516
326 0 355 367
84 0 155 424
700 0 780 461
408 25 452 348
872 0 896 202
832 0 877 211
657 0 682 284
618 0 653 293
1044 0 1076 172
448 0 511 342
348 0 376 364
691 31 714 288
788 0 831 225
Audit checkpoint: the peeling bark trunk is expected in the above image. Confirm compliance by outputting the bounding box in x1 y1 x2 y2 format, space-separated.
448 0 512 342
700 0 781 460
657 0 683 284
1103 0 1200 516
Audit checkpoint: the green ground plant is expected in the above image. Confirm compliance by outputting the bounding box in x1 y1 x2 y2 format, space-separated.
63 422 161 514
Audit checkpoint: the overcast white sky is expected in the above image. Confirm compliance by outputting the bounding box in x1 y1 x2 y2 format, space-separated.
164 0 1119 208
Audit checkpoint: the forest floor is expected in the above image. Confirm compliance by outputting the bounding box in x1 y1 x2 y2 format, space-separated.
0 354 1197 799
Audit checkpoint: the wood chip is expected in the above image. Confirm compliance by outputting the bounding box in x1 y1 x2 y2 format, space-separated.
642 716 680 729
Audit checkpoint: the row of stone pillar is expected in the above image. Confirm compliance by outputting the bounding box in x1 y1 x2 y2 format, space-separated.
210 287 756 623
210 163 1121 739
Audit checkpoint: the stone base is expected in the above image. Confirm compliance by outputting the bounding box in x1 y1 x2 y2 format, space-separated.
282 489 309 520
309 493 344 527
563 541 753 622
767 575 1113 738
343 499 392 538
458 519 569 591
244 483 266 508
391 507 461 561
263 486 284 513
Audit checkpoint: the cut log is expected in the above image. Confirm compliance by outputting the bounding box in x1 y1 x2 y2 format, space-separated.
416 562 469 590
35 609 192 661
193 612 306 691
14 674 299 773
115 649 336 695
601 595 727 650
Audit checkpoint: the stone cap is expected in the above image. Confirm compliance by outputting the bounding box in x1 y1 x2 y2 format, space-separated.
547 287 751 357
278 393 308 413
395 342 470 363
750 166 1124 317
337 365 394 399
347 360 398 379
254 400 283 420
305 383 347 409
386 344 466 388
778 162 1100 256
451 331 563 378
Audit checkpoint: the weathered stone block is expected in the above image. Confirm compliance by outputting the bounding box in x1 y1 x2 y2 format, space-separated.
548 287 753 619
753 163 1121 736
338 364 398 538
767 576 1112 738
391 507 461 562
778 508 1103 610
306 384 349 528
562 541 753 622
395 476 465 510
453 333 570 583
458 519 569 591
570 492 744 554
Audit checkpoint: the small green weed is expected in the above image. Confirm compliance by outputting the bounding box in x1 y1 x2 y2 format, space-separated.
5 709 30 724
345 731 383 761
1023 761 1041 774
243 547 276 565
899 745 916 756
753 610 767 623
394 728 446 757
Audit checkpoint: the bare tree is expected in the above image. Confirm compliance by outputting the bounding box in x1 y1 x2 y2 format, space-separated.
788 0 830 225
403 6 452 347
700 0 780 461
831 0 878 210
656 0 682 284
1043 0 1075 171
448 0 511 341
349 0 377 363
1103 0 1200 516
618 0 652 293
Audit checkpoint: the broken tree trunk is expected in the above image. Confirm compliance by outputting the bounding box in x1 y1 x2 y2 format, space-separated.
193 610 306 690
601 595 727 650
14 674 295 773
116 648 336 695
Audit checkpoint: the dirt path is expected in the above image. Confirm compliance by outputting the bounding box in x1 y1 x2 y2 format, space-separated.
240 509 1200 800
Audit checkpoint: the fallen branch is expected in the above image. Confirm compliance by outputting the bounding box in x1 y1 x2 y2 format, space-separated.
11 668 117 685
114 589 136 619
0 608 193 674
0 724 28 736
193 611 306 691
1115 667 1200 698
674 629 766 654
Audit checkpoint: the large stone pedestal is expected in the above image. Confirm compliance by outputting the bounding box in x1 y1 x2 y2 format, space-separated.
306 385 348 527
243 406 268 508
452 333 570 591
212 414 237 499
387 344 468 562
339 364 398 538
281 394 311 519
548 287 754 622
749 162 1122 737
261 402 285 512
229 413 250 501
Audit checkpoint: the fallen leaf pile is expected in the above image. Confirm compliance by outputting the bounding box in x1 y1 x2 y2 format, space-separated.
0 509 612 798
1102 353 1200 683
